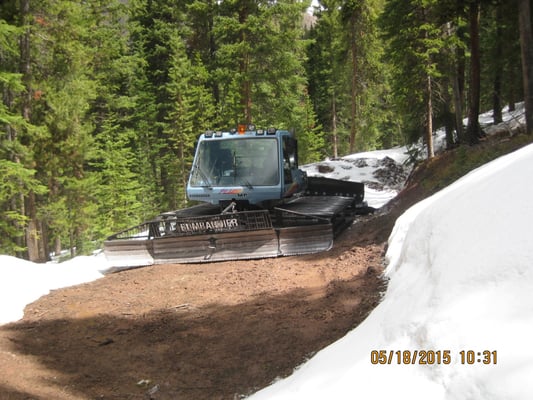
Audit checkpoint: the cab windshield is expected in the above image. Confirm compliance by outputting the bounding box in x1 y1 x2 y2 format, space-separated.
190 138 279 187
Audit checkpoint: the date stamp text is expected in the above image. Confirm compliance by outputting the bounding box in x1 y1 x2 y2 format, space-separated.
370 350 498 365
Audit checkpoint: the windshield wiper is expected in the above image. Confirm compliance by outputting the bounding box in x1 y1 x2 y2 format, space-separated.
193 164 213 188
240 178 253 189
232 151 253 189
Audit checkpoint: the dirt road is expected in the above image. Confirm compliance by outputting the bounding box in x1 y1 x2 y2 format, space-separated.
0 166 428 400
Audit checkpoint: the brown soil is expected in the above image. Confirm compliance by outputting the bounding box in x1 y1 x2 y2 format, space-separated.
0 220 399 400
1 134 524 400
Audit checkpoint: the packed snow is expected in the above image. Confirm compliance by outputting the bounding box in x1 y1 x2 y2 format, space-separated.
0 253 110 325
1 105 530 399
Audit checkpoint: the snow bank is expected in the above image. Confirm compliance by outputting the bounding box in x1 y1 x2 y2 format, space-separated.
249 143 533 399
0 254 108 325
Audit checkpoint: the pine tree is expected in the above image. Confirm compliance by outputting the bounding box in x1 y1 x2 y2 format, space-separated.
214 0 315 130
340 0 389 153
381 0 446 158
25 0 101 257
307 0 390 157
1 2 48 258
307 0 347 157
129 0 191 213
164 36 215 208
186 0 220 109
0 18 47 254
85 0 146 239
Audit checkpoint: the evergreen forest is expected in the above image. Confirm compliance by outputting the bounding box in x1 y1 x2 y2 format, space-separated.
1 0 532 261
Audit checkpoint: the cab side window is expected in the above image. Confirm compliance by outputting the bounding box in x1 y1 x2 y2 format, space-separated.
283 136 297 184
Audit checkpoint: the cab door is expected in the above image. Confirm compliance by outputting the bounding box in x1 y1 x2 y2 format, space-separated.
281 135 305 197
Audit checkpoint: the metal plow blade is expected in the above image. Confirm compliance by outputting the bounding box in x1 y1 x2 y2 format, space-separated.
103 208 335 271
278 223 333 256
103 230 280 270
104 210 279 269
104 225 332 270
151 229 280 264
103 238 154 272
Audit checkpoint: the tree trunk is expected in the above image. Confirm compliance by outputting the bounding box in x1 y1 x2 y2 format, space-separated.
453 1 466 143
425 73 434 158
443 77 456 149
242 72 252 124
239 5 252 124
508 60 520 111
5 86 26 256
54 237 62 258
348 15 358 154
19 0 31 121
422 14 434 158
239 43 252 124
519 0 533 135
492 3 503 124
179 139 187 206
448 0 466 143
453 59 465 142
20 0 47 261
332 90 338 159
25 191 48 262
465 0 482 145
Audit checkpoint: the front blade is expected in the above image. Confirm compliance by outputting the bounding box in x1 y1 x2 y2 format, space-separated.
152 229 280 263
278 223 333 256
103 238 154 271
